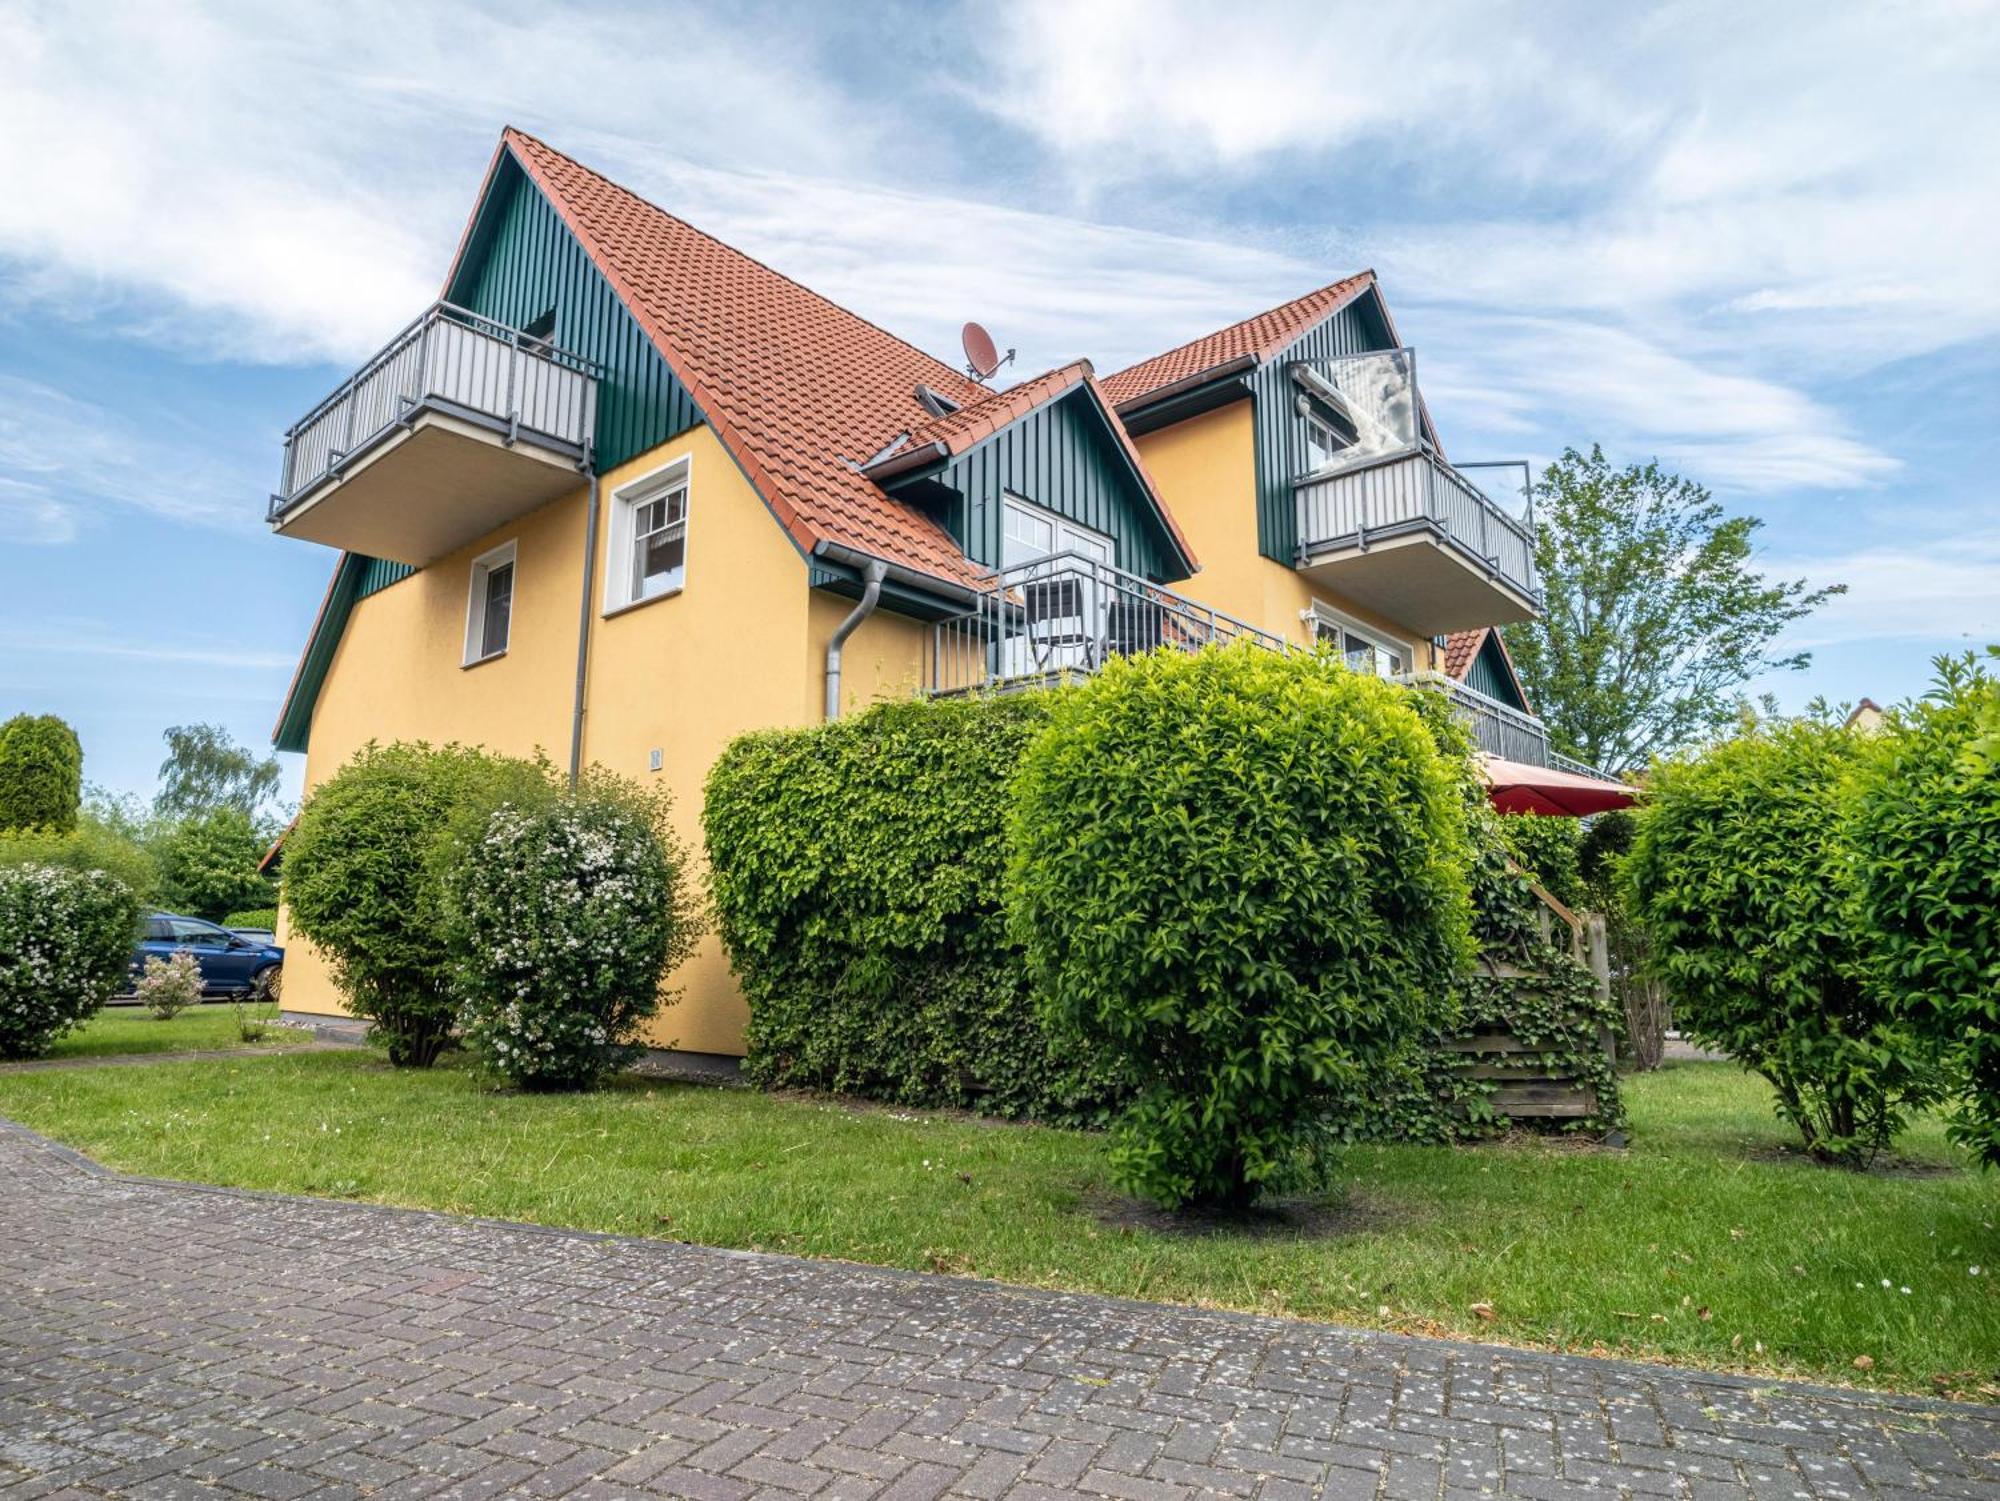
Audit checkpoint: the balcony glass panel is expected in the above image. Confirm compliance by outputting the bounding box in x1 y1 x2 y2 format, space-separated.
1300 348 1420 474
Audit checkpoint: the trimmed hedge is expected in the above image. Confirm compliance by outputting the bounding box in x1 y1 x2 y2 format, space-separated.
1007 645 1474 1208
1848 652 2000 1165
222 907 280 931
1626 718 1932 1164
705 694 1132 1123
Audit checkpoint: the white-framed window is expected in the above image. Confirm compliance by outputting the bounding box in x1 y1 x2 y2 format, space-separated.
463 540 517 666
604 456 691 614
1000 495 1113 677
1307 600 1410 679
1298 391 1360 473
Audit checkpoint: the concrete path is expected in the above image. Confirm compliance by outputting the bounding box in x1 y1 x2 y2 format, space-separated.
1 1118 1996 1500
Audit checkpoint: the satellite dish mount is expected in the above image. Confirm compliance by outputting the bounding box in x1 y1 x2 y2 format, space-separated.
961 321 1015 383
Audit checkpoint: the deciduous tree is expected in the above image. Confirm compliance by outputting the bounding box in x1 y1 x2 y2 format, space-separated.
1503 446 1842 774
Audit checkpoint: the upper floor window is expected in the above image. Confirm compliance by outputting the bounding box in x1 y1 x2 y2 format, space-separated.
1309 601 1408 679
605 457 690 613
464 540 516 665
521 308 557 353
1300 393 1360 473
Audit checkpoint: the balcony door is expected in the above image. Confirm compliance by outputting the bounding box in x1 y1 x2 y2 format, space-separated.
1000 497 1113 678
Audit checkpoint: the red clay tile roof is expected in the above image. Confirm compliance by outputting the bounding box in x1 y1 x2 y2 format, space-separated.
1100 273 1377 409
497 129 998 588
897 361 1096 459
876 361 1197 570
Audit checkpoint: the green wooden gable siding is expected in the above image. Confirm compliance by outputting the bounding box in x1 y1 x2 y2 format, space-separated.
1250 294 1393 564
356 557 414 598
446 160 703 472
1466 633 1529 711
906 388 1189 583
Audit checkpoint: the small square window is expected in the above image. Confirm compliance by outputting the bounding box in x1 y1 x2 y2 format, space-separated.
464 541 517 665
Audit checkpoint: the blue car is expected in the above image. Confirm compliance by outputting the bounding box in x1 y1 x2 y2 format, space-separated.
129 912 284 1000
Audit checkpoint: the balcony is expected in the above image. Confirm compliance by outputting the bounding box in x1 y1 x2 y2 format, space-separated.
1399 673 1624 784
925 555 1618 784
928 551 1288 695
1289 350 1539 635
268 303 600 566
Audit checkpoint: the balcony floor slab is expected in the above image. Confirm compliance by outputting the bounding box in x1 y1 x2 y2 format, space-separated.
271 410 585 566
1297 530 1538 635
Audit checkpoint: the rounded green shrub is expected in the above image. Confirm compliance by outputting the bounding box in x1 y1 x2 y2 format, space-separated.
444 774 696 1090
705 694 1132 1121
0 714 83 833
221 907 280 931
1625 718 1931 1164
1848 652 2000 1165
0 864 140 1058
284 742 549 1067
1007 644 1475 1210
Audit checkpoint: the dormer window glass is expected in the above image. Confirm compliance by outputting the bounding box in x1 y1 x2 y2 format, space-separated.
915 383 962 418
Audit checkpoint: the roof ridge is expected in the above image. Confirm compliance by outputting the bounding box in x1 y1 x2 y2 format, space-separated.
501 127 984 403
1100 270 1376 407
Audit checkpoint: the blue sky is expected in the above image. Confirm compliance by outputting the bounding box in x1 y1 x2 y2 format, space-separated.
3 0 1996 805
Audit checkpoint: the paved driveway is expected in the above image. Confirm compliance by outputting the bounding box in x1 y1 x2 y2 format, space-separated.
2 1119 1996 1500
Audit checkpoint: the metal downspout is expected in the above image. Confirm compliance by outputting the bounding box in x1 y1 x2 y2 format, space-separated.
824 560 887 721
568 465 601 788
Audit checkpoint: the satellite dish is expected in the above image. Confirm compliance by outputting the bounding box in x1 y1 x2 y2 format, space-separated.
962 321 1002 380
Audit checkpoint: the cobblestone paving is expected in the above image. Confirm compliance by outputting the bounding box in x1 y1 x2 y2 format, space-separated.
3 1119 1997 1500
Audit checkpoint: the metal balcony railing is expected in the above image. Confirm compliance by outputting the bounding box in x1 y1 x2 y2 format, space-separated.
1396 673 1625 784
928 551 1289 695
270 302 601 518
1295 448 1541 604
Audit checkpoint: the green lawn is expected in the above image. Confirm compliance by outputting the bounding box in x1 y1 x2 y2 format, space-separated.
0 1050 1992 1397
23 1005 312 1062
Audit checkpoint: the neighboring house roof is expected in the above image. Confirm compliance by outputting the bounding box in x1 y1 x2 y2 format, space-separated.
1442 628 1485 681
1100 272 1376 409
1845 697 1886 731
1442 626 1533 712
491 130 1004 588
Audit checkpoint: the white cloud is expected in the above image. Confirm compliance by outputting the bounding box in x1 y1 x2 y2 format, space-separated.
0 620 297 671
0 476 76 544
1766 535 2000 651
0 0 1982 511
0 0 880 365
1419 315 1899 491
0 374 258 538
976 0 2000 373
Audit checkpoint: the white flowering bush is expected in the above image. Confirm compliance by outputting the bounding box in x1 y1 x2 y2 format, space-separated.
0 864 140 1058
136 948 204 1020
444 775 696 1090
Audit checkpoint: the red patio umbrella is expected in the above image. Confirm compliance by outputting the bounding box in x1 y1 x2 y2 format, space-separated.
1480 755 1638 817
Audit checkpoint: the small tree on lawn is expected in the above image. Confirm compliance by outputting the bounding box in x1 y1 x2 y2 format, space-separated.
1007 644 1474 1210
283 742 549 1067
444 771 697 1090
1625 717 1931 1164
1848 651 2000 1166
0 714 84 833
0 865 139 1059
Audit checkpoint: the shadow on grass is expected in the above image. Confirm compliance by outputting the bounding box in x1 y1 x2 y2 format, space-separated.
1086 1186 1394 1241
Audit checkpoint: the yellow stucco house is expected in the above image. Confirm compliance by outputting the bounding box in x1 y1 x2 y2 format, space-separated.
270 129 1563 1057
